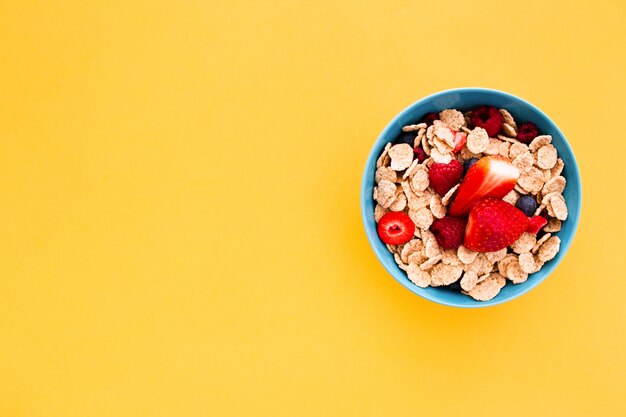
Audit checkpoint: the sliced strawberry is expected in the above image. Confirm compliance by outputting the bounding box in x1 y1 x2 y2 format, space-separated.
377 212 415 245
452 132 467 153
526 215 548 234
448 156 520 217
464 198 530 252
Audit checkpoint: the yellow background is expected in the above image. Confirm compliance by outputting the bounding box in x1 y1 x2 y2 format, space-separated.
1 0 625 416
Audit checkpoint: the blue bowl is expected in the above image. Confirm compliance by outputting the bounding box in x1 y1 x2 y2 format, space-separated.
361 88 582 308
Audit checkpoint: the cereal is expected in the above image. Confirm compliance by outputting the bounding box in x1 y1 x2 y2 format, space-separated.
551 158 564 177
414 128 426 148
498 134 519 144
375 166 397 183
402 122 427 132
388 143 414 171
430 263 463 286
394 253 408 271
543 218 562 233
460 147 482 160
537 236 561 262
466 273 506 301
374 204 387 222
460 271 479 291
466 253 492 276
388 191 407 211
407 263 431 287
442 249 462 266
536 144 558 169
506 259 528 284
517 167 545 195
484 138 502 155
400 239 424 263
499 108 517 129
532 233 552 254
434 121 456 147
548 193 568 220
430 194 446 219
502 189 520 205
376 142 391 168
467 127 489 153
375 180 397 208
457 245 478 264
409 207 434 230
433 137 453 155
439 109 466 130
542 176 566 195
420 255 442 271
498 141 511 157
430 147 453 164
485 248 507 263
509 142 530 159
422 135 431 156
402 159 420 179
513 152 534 174
518 252 536 274
529 135 552 152
408 251 427 266
511 232 536 254
501 123 517 137
498 254 517 277
410 169 430 193
424 233 441 258
441 184 460 206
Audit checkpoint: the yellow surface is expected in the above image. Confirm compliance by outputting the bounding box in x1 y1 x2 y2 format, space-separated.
0 0 625 416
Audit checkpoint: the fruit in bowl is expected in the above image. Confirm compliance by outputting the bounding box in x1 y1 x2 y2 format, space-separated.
362 89 580 306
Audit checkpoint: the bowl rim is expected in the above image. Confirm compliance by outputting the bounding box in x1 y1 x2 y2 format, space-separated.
360 87 582 308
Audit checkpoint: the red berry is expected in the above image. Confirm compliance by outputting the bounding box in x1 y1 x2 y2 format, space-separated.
449 156 520 217
428 160 463 196
431 216 467 249
470 106 503 137
452 132 467 153
464 198 530 252
517 122 539 144
377 212 415 245
421 112 439 126
413 147 427 163
526 215 548 234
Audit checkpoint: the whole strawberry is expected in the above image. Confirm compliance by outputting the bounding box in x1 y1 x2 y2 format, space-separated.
464 198 530 252
428 159 463 196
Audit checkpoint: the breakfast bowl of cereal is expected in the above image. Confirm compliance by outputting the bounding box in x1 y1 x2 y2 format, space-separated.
361 88 581 307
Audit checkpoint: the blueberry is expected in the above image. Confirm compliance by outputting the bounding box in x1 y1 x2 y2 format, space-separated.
515 195 538 217
463 158 479 175
446 281 463 292
395 131 417 147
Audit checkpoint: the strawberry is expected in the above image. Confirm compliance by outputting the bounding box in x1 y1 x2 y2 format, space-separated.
464 198 530 252
428 160 463 196
452 132 467 153
448 155 520 217
526 215 548 234
377 212 415 245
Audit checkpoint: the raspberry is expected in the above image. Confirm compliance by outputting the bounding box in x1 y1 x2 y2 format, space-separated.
470 106 503 137
431 216 467 249
421 112 439 126
428 159 463 196
517 122 539 144
413 147 427 163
